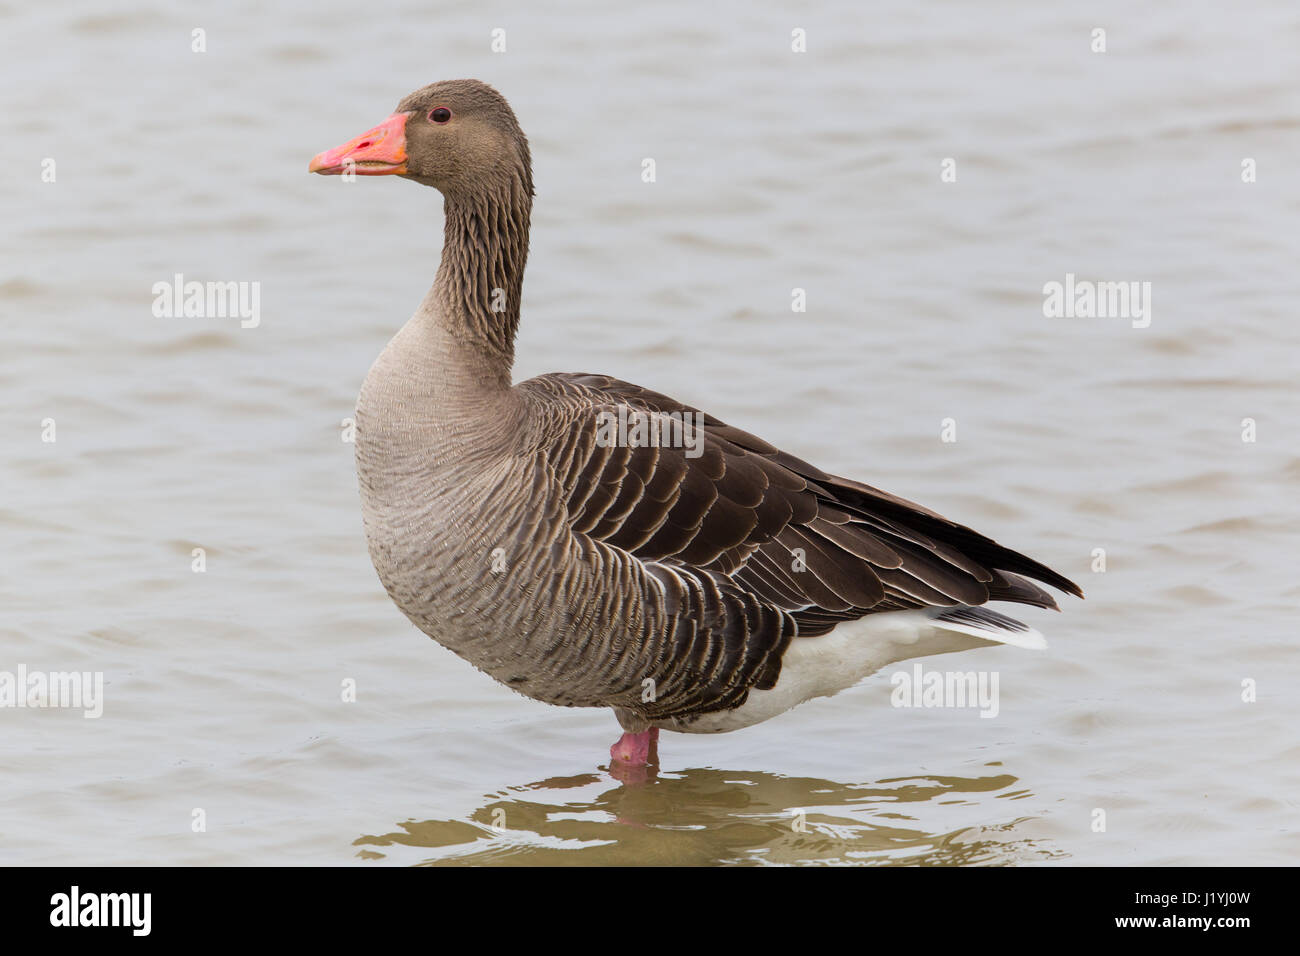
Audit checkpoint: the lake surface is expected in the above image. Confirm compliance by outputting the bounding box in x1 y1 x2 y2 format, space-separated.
2 0 1298 865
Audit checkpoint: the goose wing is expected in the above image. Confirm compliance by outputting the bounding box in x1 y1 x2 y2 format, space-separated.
515 372 1080 721
521 372 1080 629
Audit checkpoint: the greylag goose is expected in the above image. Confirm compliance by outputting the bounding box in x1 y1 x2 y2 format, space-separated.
309 80 1082 767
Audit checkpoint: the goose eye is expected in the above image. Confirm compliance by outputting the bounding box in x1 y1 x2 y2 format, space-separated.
428 107 452 123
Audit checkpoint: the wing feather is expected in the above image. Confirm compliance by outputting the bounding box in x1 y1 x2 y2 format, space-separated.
515 372 1081 722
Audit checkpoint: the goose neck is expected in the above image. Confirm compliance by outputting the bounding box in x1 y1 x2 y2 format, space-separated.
429 173 532 373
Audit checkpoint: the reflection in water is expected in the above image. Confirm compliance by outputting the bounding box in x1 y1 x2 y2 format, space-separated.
355 763 1065 866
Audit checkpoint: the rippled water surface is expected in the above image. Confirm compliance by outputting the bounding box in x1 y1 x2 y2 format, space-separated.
3 0 1298 865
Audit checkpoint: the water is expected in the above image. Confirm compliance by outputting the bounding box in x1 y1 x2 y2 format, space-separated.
2 0 1298 865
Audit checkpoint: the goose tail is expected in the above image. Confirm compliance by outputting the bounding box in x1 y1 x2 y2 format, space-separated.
926 605 1047 650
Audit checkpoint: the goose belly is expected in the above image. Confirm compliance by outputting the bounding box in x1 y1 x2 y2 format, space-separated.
662 611 1001 734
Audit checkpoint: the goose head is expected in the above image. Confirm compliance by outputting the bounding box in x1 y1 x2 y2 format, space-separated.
308 79 531 197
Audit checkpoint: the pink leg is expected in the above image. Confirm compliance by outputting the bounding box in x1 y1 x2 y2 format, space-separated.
609 727 659 766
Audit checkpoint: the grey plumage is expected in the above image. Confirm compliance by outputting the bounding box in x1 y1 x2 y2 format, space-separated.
328 80 1081 737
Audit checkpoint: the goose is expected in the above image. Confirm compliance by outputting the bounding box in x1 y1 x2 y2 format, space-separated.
309 80 1082 768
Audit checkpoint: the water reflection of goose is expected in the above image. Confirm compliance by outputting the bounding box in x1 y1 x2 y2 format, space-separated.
354 766 1063 866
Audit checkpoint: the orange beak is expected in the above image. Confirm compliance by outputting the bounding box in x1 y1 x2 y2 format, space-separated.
309 112 411 175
